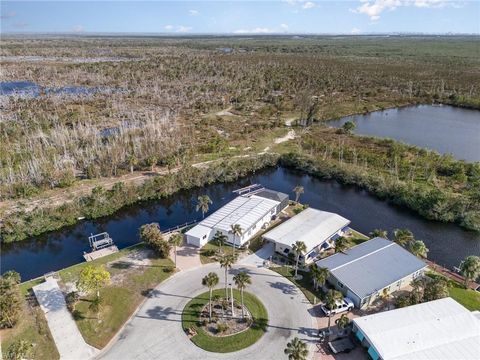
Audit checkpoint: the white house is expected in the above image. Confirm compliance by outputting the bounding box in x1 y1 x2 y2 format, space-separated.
316 237 427 309
263 208 350 263
352 297 480 360
185 190 288 248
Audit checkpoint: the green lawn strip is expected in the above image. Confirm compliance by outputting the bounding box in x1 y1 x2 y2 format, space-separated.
426 271 480 311
448 285 480 311
270 266 323 305
70 255 175 349
0 297 60 360
182 289 268 353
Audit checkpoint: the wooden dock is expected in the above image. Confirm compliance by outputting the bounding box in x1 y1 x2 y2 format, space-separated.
83 245 119 262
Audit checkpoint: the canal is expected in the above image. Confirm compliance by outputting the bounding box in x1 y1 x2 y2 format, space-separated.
2 167 479 281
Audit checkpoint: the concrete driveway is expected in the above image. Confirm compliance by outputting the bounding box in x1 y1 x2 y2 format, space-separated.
33 278 98 360
98 263 317 360
238 242 275 268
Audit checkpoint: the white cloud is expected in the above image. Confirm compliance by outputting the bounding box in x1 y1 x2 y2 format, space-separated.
234 27 275 34
413 0 450 8
176 26 192 33
164 25 174 30
353 0 462 20
351 27 362 34
280 23 289 30
284 0 317 10
302 1 316 9
189 9 199 16
72 25 84 33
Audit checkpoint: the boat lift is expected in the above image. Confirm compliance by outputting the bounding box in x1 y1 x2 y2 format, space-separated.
233 183 265 196
88 232 114 251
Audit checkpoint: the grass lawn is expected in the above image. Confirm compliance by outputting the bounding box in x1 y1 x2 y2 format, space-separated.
66 250 175 349
199 242 245 265
0 296 59 360
3 243 175 355
182 289 268 353
271 266 323 305
426 272 480 311
448 284 480 311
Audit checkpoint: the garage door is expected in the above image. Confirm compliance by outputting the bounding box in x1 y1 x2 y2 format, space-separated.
186 235 201 247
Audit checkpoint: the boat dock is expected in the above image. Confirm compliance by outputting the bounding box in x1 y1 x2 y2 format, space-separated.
83 232 119 262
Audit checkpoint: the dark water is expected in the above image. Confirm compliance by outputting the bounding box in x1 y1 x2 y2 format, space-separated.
2 167 479 281
0 81 99 97
328 105 480 162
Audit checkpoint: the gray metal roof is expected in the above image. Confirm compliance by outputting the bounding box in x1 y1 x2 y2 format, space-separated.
254 189 289 203
263 208 350 253
316 237 427 299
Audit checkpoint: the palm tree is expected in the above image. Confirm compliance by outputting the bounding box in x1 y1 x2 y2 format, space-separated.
229 224 243 253
309 263 320 289
459 255 480 287
369 228 388 239
292 241 307 278
219 254 236 299
335 314 350 335
316 267 330 291
196 195 212 219
292 185 304 203
233 271 252 319
284 337 309 360
168 232 183 268
202 272 219 321
409 240 429 258
213 230 228 251
325 289 343 334
334 236 350 253
393 228 414 247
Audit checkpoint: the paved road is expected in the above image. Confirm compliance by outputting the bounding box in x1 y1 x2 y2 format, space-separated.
33 278 98 360
99 264 317 360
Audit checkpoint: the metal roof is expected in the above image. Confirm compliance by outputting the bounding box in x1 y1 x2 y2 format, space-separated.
253 189 289 203
353 297 480 360
185 224 211 238
316 237 427 299
263 208 350 253
192 195 279 233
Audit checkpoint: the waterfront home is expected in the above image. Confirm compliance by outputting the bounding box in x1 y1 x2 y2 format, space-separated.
263 208 350 263
316 237 427 309
185 189 288 248
352 297 480 360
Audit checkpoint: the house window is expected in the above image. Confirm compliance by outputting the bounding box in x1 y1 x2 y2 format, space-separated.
202 235 207 239
338 281 344 288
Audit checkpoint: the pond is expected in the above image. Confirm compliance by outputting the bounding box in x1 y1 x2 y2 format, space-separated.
0 81 103 97
2 167 479 281
327 105 480 162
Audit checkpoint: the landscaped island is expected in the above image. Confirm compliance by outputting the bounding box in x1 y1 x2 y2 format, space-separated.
182 289 268 353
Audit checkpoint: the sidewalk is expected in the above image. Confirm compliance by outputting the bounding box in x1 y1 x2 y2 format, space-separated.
33 277 98 360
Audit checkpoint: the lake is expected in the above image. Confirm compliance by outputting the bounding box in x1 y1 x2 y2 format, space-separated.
327 105 480 162
2 167 479 281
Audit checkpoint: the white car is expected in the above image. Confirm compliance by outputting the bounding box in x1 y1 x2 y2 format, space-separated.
321 297 354 316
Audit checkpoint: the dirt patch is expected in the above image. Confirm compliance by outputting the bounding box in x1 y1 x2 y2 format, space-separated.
107 249 153 285
274 129 296 144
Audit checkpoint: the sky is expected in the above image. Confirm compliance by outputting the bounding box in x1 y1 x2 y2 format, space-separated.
1 0 479 35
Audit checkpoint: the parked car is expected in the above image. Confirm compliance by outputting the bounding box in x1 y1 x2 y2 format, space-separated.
321 297 354 316
328 337 356 354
